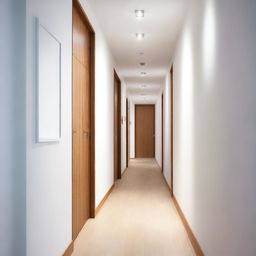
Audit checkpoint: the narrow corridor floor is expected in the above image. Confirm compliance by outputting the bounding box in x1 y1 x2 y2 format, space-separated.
72 159 195 256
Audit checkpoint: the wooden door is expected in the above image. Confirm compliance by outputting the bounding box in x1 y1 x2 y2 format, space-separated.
170 66 174 194
162 93 164 172
72 2 93 239
114 71 121 180
126 98 129 167
135 105 155 158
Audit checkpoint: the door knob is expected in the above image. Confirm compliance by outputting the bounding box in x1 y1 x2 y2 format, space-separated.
83 130 90 138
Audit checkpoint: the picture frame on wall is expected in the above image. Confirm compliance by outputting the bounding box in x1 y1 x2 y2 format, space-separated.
37 19 61 143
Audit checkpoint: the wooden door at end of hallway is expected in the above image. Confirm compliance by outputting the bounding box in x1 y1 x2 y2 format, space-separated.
135 105 155 158
72 2 92 240
114 71 121 180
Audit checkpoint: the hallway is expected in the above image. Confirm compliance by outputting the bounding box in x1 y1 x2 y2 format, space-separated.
72 159 195 256
3 0 256 255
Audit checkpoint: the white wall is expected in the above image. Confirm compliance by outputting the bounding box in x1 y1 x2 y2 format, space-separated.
170 0 256 255
26 1 118 256
121 80 127 173
155 96 162 167
129 100 135 158
26 1 72 256
0 1 26 255
162 73 172 186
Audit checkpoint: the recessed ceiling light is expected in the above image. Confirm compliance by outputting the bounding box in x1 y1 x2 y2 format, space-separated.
140 62 145 66
140 71 146 76
136 33 144 40
135 10 144 18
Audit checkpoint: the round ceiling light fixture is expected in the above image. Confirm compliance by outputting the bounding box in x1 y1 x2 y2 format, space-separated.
135 10 145 19
136 33 144 40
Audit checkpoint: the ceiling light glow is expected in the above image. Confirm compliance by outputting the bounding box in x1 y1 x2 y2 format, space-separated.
135 10 144 18
136 33 144 40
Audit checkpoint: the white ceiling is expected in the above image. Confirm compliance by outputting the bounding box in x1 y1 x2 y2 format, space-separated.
88 0 188 100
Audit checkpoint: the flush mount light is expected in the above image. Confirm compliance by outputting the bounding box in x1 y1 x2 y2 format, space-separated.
136 33 144 40
135 10 144 18
140 71 147 76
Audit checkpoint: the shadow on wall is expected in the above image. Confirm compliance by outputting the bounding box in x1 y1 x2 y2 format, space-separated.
0 0 26 256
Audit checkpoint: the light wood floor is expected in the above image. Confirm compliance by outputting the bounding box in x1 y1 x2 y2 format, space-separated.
72 159 195 256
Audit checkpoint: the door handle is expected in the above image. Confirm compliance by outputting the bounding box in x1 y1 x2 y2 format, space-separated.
83 130 90 138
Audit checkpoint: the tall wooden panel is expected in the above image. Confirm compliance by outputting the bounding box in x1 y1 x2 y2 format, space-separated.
170 66 174 194
162 93 164 172
114 71 121 180
72 2 93 239
126 98 129 167
135 105 155 158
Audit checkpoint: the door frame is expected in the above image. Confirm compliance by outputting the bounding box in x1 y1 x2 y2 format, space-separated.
114 70 122 180
170 66 174 195
135 104 155 158
72 0 96 235
126 98 129 168
162 93 164 173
